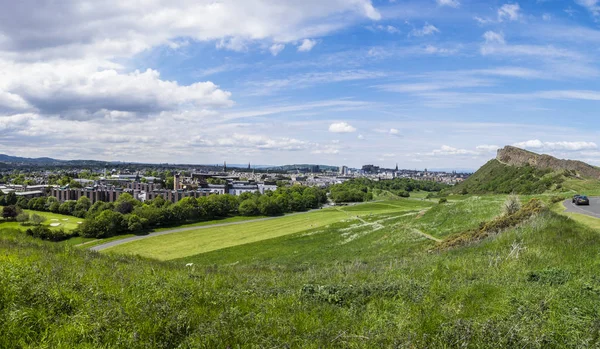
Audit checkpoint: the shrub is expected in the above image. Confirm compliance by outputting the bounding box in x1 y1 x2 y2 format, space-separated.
30 213 46 226
550 195 566 204
502 195 521 216
16 212 30 223
439 198 448 204
26 226 75 242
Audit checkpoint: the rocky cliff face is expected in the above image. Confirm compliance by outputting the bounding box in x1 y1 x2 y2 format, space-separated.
496 146 600 179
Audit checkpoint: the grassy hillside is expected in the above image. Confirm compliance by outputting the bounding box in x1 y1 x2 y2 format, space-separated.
104 200 434 260
451 159 565 194
3 196 600 347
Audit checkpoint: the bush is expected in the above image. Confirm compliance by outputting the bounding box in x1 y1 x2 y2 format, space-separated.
30 214 46 226
16 212 30 223
438 198 448 204
503 195 521 216
550 195 566 204
25 226 75 242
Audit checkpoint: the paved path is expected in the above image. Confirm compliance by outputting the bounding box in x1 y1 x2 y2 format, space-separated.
563 197 600 219
90 208 326 252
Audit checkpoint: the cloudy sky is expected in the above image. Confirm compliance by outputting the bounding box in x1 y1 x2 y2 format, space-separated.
1 0 600 170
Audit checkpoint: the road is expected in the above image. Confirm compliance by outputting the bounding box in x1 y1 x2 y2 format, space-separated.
563 197 600 219
89 207 329 252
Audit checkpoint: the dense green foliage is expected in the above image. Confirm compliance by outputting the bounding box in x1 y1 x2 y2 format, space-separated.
79 186 327 239
451 159 565 195
1 186 327 239
3 196 600 347
329 178 448 203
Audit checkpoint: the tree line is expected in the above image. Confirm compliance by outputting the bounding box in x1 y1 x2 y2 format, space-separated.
1 186 327 239
329 178 449 203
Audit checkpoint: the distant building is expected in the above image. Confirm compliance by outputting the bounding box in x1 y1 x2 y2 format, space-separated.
339 166 348 176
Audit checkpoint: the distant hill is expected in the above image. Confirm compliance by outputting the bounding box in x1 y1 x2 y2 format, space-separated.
263 164 339 172
497 146 600 179
451 146 600 195
0 154 64 164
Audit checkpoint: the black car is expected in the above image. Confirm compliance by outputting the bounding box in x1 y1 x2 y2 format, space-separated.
573 194 581 203
576 196 590 206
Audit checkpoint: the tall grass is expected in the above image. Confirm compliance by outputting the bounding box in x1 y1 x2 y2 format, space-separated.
2 197 600 347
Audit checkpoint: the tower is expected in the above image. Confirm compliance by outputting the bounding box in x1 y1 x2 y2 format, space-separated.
174 173 181 190
223 161 227 172
395 163 398 171
248 162 251 170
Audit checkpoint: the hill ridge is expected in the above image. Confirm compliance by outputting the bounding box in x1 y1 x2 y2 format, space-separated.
497 146 600 179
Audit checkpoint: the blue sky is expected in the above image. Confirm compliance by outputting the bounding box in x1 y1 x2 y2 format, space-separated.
1 0 600 170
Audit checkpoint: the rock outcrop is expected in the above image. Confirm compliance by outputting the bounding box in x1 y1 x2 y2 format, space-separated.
497 146 600 179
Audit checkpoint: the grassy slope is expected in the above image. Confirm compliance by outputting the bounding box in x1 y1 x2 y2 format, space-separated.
104 200 434 260
0 207 84 231
451 159 563 195
4 197 600 347
561 177 600 196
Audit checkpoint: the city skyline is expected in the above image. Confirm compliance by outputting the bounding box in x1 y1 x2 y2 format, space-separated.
2 0 600 168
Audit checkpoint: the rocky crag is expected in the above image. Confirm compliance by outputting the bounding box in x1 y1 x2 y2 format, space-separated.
497 146 600 179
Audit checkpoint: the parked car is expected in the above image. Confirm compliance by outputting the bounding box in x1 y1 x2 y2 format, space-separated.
576 196 590 206
573 194 581 203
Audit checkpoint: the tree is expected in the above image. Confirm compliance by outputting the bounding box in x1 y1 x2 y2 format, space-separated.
28 197 46 211
80 210 126 238
258 196 283 216
49 201 60 213
2 205 20 220
59 201 77 215
127 214 144 232
238 199 259 216
115 193 137 214
4 192 17 205
75 196 91 212
45 196 58 210
30 213 46 226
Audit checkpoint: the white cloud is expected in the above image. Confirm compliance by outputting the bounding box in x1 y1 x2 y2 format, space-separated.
432 145 476 155
0 0 380 60
358 134 365 140
424 45 458 55
389 128 400 135
483 31 506 45
247 70 386 95
329 122 357 133
0 62 233 118
575 0 600 16
498 3 521 21
513 140 598 151
193 133 309 151
269 43 285 56
410 24 440 37
298 39 318 52
436 0 460 8
476 145 500 152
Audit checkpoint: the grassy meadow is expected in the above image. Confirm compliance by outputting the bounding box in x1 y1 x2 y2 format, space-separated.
0 206 84 231
104 200 434 260
4 193 600 347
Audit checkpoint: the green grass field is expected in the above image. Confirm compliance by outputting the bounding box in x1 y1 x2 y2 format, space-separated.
6 193 600 347
104 200 434 260
0 207 84 231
